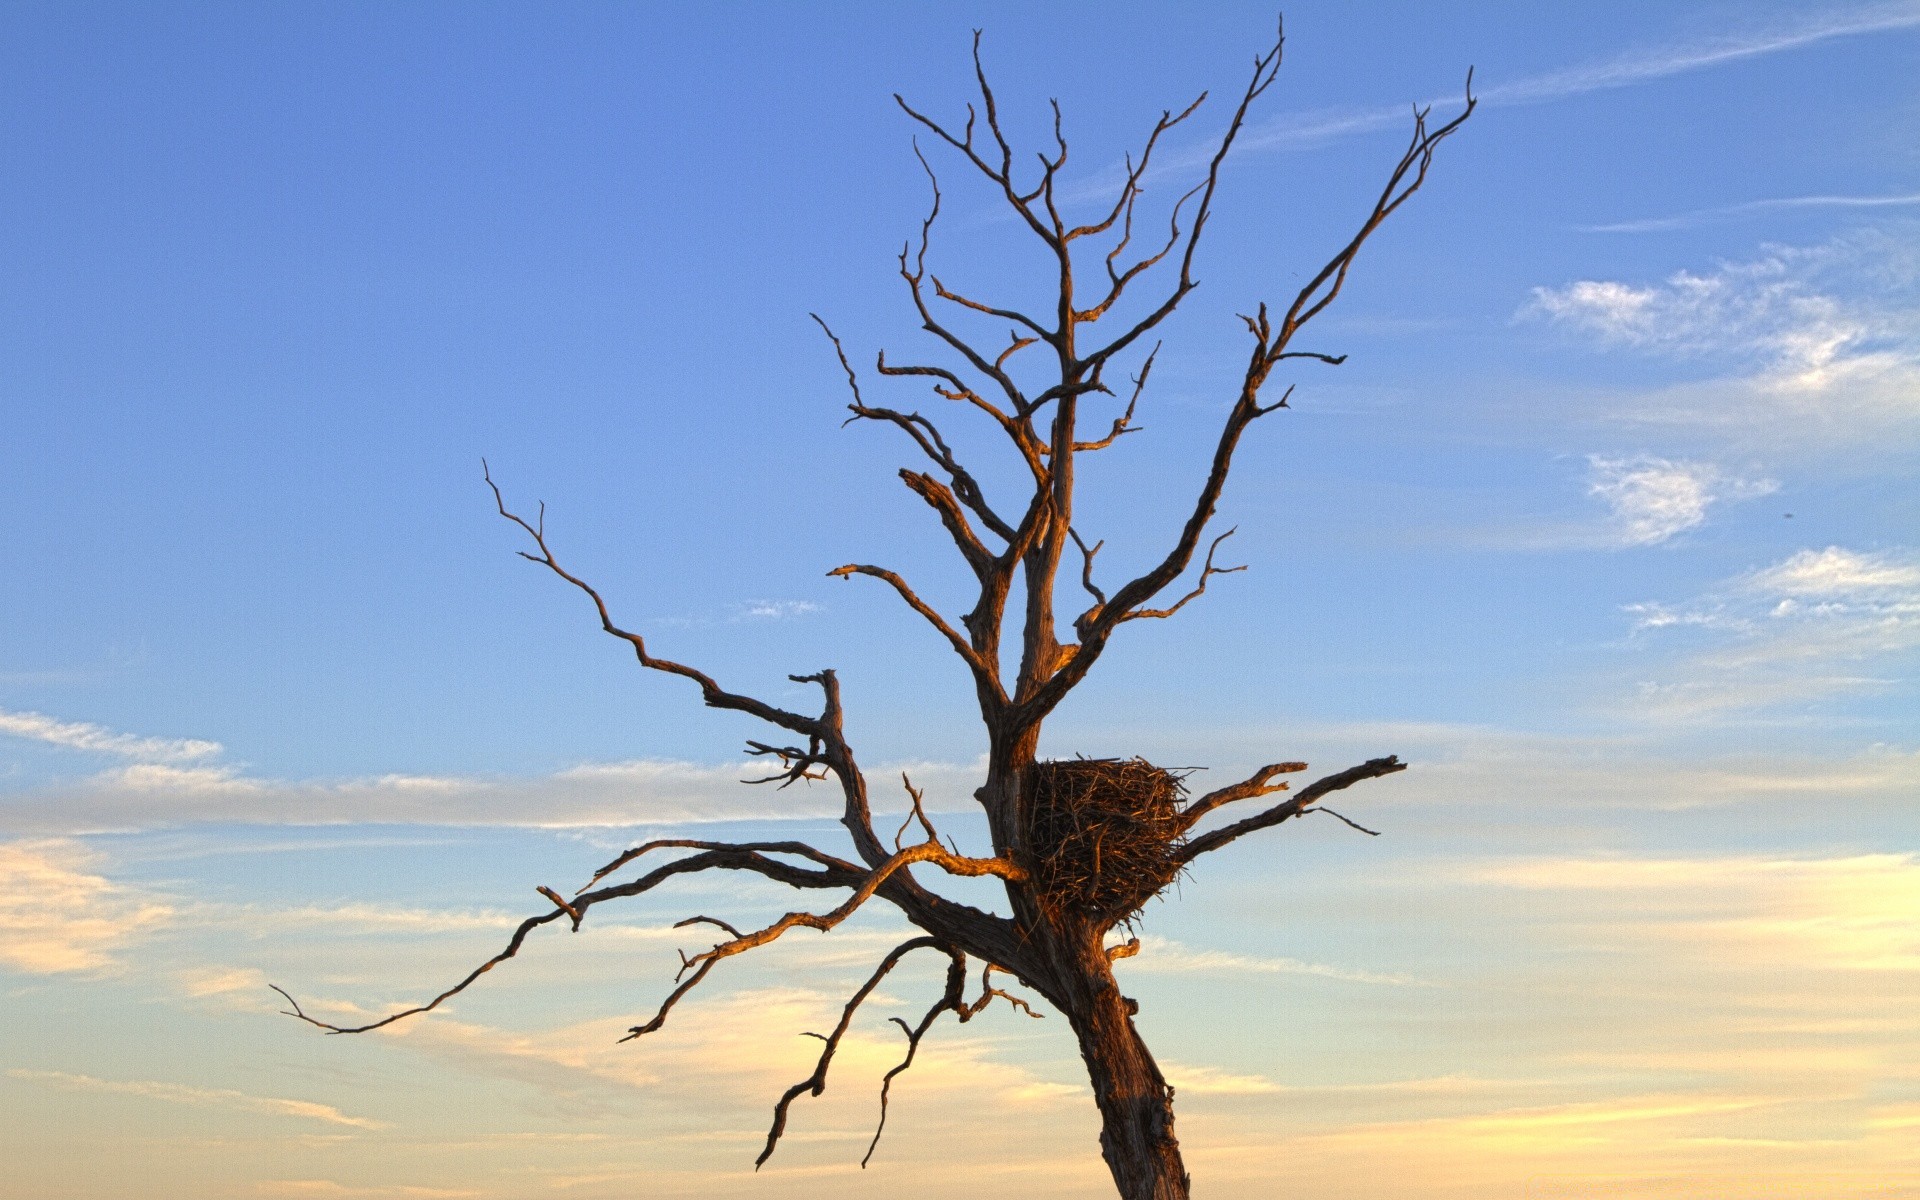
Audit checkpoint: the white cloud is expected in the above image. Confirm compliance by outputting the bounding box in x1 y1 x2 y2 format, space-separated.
1586 455 1775 546
1121 934 1421 986
1244 4 1920 152
734 599 823 620
0 838 171 974
6 1069 384 1130
0 707 220 763
1747 546 1920 597
1524 234 1920 447
1066 5 1920 212
0 753 990 835
1581 190 1920 234
1624 545 1920 715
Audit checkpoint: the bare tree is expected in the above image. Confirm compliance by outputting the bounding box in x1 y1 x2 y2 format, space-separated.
276 22 1471 1200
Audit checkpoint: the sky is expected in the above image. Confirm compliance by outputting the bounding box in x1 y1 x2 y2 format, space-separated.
1 1 1917 1196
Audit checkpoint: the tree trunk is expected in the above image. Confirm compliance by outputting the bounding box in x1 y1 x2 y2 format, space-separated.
983 733 1187 1198
1056 922 1190 1200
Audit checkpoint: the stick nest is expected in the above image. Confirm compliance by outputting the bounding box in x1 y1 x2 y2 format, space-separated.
1021 757 1189 923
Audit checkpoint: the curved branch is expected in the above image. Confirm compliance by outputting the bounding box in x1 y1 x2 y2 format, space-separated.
676 838 1025 981
863 949 968 1167
1175 756 1406 863
583 839 864 893
1068 344 1154 453
271 842 865 1036
1115 526 1246 624
758 936 945 1168
828 563 1006 701
1176 761 1307 831
484 464 822 740
1275 74 1475 349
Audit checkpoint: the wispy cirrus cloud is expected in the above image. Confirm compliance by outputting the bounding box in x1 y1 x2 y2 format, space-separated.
1122 934 1422 986
1581 190 1920 234
0 706 220 762
1624 545 1920 716
6 1069 385 1130
1069 1 1920 199
1586 455 1776 546
1525 232 1920 447
0 838 171 974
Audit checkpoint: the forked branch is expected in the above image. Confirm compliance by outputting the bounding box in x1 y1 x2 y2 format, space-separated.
759 936 946 1167
1175 756 1407 862
272 841 867 1036
483 462 825 741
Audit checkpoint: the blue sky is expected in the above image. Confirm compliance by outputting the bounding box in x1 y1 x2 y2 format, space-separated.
3 3 1917 1197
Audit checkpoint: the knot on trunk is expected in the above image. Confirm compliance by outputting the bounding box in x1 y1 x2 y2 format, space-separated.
1021 757 1188 924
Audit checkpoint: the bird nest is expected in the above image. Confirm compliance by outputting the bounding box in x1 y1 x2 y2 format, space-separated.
1020 757 1189 924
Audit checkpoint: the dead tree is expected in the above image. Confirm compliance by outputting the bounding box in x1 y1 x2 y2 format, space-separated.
276 23 1471 1200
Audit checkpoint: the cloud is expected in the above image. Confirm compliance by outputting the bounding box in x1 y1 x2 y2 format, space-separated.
1475 2 1920 105
1241 4 1920 156
1122 934 1422 986
1158 1061 1284 1095
1623 545 1920 715
1524 234 1920 447
735 600 823 620
1747 545 1920 596
254 1185 478 1199
0 707 220 763
1476 852 1920 972
1581 190 1920 234
1059 5 1920 210
1585 455 1775 546
0 755 990 835
6 1069 384 1130
0 838 171 973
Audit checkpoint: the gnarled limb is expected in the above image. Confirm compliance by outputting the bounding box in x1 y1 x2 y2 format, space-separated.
958 962 1045 1022
1068 345 1154 453
1116 528 1245 624
271 841 866 1035
827 562 1006 702
758 936 945 1167
816 315 1020 546
1019 76 1473 727
862 948 968 1167
1176 761 1308 831
1174 756 1406 863
484 464 826 741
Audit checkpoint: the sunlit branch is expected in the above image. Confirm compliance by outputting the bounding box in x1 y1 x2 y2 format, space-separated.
484 464 824 740
758 936 945 1167
270 844 865 1036
828 562 1006 699
1176 760 1308 831
1175 756 1406 862
862 949 968 1167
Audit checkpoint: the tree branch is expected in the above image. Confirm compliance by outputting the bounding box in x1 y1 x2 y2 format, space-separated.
1174 756 1405 863
862 949 968 1167
271 842 867 1036
1176 760 1308 831
484 464 824 741
758 936 945 1168
1115 527 1246 623
828 562 1007 701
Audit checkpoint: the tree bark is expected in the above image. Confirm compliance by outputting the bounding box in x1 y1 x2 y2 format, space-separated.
1056 919 1188 1200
